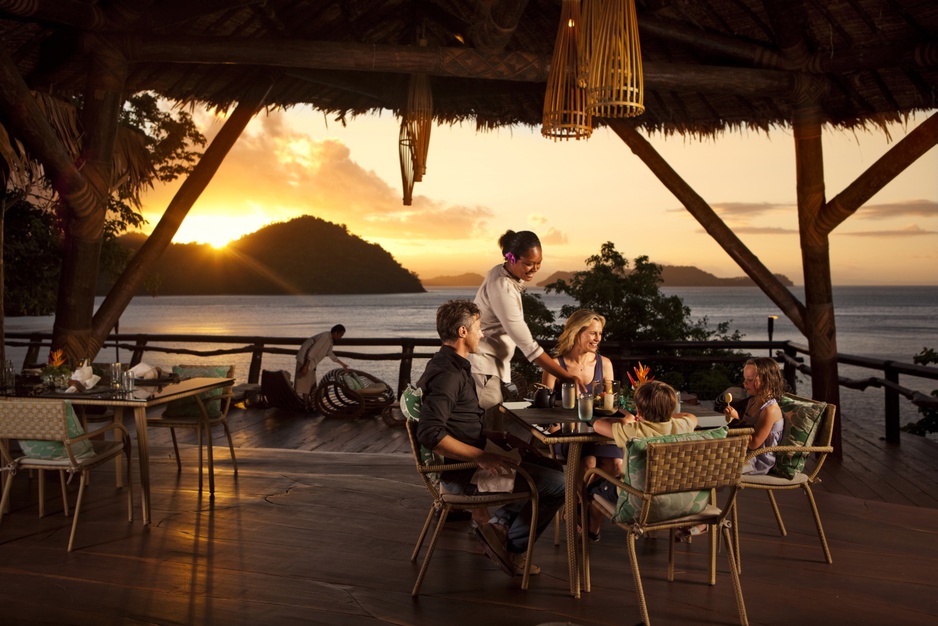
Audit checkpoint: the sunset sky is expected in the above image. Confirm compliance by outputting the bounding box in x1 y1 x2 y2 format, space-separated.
137 107 938 286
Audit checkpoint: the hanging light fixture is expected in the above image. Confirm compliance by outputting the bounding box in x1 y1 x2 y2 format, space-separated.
542 0 592 140
407 67 433 181
587 0 644 118
398 120 416 206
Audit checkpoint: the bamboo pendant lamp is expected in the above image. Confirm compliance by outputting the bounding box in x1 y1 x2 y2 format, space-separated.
576 0 598 89
399 120 416 206
587 0 644 118
542 0 592 140
407 71 432 181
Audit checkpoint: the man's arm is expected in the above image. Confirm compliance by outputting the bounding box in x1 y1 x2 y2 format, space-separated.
433 435 516 476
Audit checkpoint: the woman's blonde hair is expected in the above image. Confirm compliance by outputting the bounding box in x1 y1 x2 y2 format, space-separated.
553 309 606 357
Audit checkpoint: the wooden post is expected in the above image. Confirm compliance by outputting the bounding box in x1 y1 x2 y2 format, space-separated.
792 90 842 456
398 340 415 396
249 341 265 384
884 363 901 443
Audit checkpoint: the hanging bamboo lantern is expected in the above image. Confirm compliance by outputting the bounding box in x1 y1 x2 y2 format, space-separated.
576 0 598 89
399 120 416 206
587 0 644 118
542 0 592 140
407 69 433 181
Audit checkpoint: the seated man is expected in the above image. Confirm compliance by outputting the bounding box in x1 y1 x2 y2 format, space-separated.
416 299 564 577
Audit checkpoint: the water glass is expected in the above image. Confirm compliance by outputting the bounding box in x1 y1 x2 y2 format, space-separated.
122 370 135 392
3 360 14 394
110 363 123 389
561 382 576 409
577 392 593 421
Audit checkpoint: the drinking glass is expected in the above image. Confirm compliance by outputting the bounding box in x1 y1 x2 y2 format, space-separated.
577 392 593 421
110 363 123 389
561 382 576 409
3 360 14 394
122 370 135 392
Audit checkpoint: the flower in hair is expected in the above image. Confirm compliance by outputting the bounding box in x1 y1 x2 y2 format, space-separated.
504 252 517 264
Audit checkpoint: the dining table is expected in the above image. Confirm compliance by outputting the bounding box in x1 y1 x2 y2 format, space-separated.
29 376 235 525
497 401 727 598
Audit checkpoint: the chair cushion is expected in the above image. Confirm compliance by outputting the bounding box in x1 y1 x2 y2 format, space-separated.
18 402 95 461
401 385 446 482
612 426 728 524
771 395 827 479
162 365 231 418
345 372 365 390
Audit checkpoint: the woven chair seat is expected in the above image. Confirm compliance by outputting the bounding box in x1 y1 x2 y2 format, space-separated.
741 472 809 486
441 491 531 506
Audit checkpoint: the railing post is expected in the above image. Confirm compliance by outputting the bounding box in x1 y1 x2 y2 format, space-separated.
783 344 798 394
131 336 149 367
884 361 901 443
23 334 44 369
248 341 265 384
398 340 415 396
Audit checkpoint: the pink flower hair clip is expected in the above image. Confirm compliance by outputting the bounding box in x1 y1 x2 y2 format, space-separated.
504 252 517 264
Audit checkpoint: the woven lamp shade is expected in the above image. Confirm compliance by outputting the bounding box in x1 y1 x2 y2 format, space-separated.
407 70 433 181
541 0 592 140
398 120 416 206
586 0 644 118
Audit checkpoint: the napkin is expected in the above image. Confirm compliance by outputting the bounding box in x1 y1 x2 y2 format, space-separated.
471 440 521 493
129 362 160 379
66 362 101 392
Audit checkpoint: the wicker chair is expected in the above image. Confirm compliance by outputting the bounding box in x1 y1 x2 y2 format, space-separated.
146 365 236 494
312 368 394 418
732 394 836 569
260 369 308 413
583 435 751 626
404 418 540 596
0 399 133 551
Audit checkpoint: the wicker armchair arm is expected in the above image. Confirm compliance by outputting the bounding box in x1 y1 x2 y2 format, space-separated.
743 443 834 461
68 422 131 446
583 466 641 499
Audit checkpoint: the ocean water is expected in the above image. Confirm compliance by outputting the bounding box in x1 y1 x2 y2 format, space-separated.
5 285 937 434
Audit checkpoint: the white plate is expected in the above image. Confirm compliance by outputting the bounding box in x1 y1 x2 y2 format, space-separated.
502 401 531 411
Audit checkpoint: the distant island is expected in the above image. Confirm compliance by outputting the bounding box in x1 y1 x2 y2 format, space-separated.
108 216 424 296
423 266 793 288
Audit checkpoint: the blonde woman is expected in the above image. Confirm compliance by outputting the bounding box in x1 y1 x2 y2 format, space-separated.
542 309 621 542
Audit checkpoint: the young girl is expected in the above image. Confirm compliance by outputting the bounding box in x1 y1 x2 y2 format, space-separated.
724 357 785 475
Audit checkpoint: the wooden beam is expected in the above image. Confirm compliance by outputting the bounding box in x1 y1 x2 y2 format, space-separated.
91 81 271 346
792 93 842 455
0 0 107 30
123 35 803 97
607 119 808 335
819 112 938 234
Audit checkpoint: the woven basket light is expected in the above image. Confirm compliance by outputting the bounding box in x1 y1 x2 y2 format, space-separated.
407 73 432 180
587 0 645 118
398 120 416 206
542 0 592 140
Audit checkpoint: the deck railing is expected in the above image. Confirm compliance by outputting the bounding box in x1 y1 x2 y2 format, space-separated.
5 331 937 444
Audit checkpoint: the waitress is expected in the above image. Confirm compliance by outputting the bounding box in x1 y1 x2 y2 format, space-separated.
470 229 580 419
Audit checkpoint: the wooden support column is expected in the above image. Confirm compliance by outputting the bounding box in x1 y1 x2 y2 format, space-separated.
91 82 272 346
792 87 842 456
607 119 807 334
52 37 126 363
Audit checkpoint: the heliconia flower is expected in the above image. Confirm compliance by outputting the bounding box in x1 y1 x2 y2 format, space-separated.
48 349 66 368
628 362 653 389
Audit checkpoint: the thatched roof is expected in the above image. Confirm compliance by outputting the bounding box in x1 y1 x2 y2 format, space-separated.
2 0 936 135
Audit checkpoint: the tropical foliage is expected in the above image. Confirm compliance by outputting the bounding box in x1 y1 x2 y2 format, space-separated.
2 93 205 316
526 241 744 400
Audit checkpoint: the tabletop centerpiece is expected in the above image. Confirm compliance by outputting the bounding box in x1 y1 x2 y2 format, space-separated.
40 349 72 390
622 362 654 413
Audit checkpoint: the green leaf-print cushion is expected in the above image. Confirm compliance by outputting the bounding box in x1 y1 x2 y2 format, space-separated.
163 365 231 418
18 401 95 460
771 395 827 479
400 385 444 483
613 426 729 524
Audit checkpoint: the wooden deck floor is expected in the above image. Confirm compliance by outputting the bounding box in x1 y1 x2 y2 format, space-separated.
2 403 937 625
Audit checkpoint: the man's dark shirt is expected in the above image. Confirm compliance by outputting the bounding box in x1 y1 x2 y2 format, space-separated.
415 345 485 462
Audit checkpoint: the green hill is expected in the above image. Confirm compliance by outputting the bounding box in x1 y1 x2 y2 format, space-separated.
112 216 424 295
536 266 793 287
